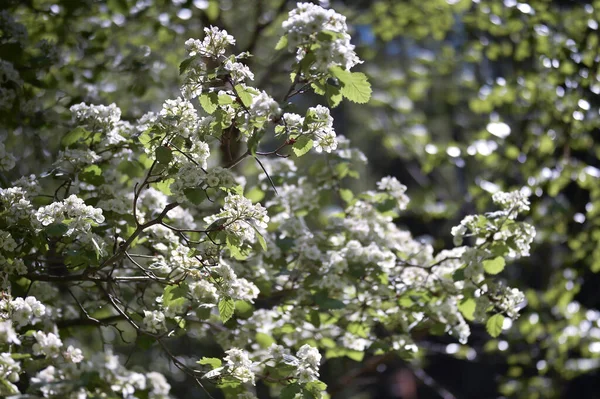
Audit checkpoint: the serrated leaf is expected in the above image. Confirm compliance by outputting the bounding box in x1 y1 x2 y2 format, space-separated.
155 178 174 195
179 57 196 75
163 284 189 308
199 92 219 114
234 84 253 108
458 298 476 321
198 357 222 368
281 384 302 399
61 126 88 148
275 35 288 51
483 256 506 275
305 380 327 394
45 223 68 237
339 188 354 203
218 93 234 105
311 80 326 95
184 188 207 205
292 136 313 157
329 66 372 104
155 146 173 164
325 83 342 108
218 297 235 323
486 313 505 338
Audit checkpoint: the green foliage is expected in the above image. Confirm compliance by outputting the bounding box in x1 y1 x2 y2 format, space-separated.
486 314 505 338
218 297 235 323
329 66 372 104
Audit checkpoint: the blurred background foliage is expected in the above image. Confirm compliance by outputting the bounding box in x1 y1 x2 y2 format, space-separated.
2 0 600 397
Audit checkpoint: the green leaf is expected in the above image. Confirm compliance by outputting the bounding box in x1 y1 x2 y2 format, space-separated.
45 223 68 237
452 268 465 282
248 130 264 156
61 126 88 148
281 384 302 399
155 146 173 164
256 332 275 348
275 35 288 51
483 256 506 275
305 380 327 396
218 93 234 105
486 313 505 338
325 82 343 108
256 231 267 251
292 136 313 157
163 284 189 308
155 178 174 195
184 188 207 205
198 357 222 368
234 84 253 108
309 309 321 328
339 188 354 203
179 57 196 75
218 297 235 323
329 66 372 104
79 165 104 186
199 92 219 114
458 298 476 321
314 291 345 310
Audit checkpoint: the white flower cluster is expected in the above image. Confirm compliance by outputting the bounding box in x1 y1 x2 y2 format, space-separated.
205 194 269 245
205 166 235 188
451 214 486 246
143 310 166 333
224 60 254 83
1 186 34 225
282 2 362 73
185 26 235 59
54 148 101 168
1 296 46 327
215 260 260 303
181 27 236 99
63 345 84 363
0 321 20 345
295 344 321 383
377 176 410 211
223 348 255 385
189 279 219 306
249 91 280 120
188 140 211 169
170 163 235 202
305 105 337 153
498 287 526 319
158 97 198 138
0 352 21 384
264 344 321 383
70 102 121 129
492 190 530 217
0 230 17 252
32 331 63 358
35 194 105 236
